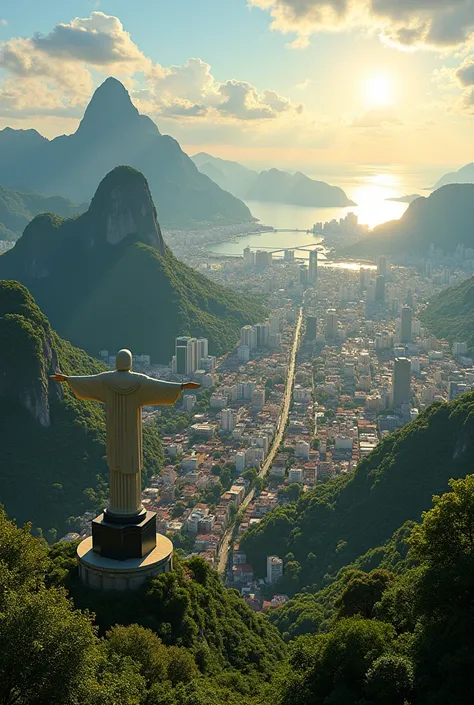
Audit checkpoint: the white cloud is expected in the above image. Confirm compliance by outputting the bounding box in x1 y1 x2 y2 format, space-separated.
248 0 474 50
140 57 299 121
31 12 149 70
0 13 302 126
0 19 7 26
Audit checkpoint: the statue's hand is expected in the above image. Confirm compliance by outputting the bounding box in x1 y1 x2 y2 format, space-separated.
50 373 68 383
182 382 201 390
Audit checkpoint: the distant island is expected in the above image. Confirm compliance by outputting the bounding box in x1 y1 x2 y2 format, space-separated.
192 154 355 208
385 194 421 204
433 162 474 189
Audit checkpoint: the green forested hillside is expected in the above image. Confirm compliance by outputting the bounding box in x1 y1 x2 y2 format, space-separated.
420 276 474 353
0 280 162 537
2 474 474 705
241 392 474 594
0 183 83 241
0 167 265 362
0 507 285 705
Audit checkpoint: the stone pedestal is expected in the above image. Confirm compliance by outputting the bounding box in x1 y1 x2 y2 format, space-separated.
92 510 157 560
77 534 173 591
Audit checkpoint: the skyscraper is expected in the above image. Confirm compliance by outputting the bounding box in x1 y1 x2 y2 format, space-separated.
325 309 338 341
306 316 317 341
375 275 386 303
241 325 257 350
392 357 411 408
377 256 387 277
400 306 413 344
175 336 191 375
255 323 270 347
308 250 318 283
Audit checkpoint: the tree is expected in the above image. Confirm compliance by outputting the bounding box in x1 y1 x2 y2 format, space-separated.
337 569 394 619
364 654 414 705
172 502 187 519
106 624 169 684
279 618 395 705
0 588 97 705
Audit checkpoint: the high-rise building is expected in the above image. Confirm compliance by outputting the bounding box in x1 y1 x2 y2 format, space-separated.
359 267 368 292
240 325 257 350
220 408 237 432
266 555 283 584
251 388 266 411
255 250 272 268
306 316 317 341
400 306 413 344
197 338 209 363
308 250 318 283
284 249 295 262
299 265 308 286
255 323 270 348
243 246 252 266
237 345 250 363
175 336 191 375
375 275 386 303
392 357 411 409
377 256 387 277
325 309 338 341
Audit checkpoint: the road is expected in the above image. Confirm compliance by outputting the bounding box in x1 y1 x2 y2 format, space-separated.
217 305 304 576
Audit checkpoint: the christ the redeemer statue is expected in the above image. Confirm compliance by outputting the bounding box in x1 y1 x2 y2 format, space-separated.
51 349 199 520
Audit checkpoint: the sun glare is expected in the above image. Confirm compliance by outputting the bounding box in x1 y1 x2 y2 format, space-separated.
364 74 395 107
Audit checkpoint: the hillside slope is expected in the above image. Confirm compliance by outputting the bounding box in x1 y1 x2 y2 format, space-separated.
420 276 474 353
0 78 251 228
246 169 355 207
0 184 84 241
0 166 265 362
0 280 162 537
241 392 474 592
347 184 474 256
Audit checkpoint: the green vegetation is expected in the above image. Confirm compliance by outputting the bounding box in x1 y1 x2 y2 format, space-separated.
420 275 474 353
0 168 266 362
0 506 285 705
241 392 474 594
3 470 474 703
0 183 84 241
0 280 162 537
274 475 474 705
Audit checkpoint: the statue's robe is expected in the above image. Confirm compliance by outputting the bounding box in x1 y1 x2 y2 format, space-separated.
67 371 183 516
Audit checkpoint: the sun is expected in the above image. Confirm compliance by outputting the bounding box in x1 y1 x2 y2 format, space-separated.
364 74 395 108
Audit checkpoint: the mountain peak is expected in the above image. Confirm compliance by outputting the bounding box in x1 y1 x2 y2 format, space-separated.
77 77 140 136
88 166 165 253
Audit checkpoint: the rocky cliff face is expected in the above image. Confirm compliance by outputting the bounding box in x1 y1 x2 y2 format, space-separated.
0 281 62 427
88 166 165 253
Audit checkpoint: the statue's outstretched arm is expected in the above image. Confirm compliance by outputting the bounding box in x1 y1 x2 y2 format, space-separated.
52 373 106 403
139 378 200 407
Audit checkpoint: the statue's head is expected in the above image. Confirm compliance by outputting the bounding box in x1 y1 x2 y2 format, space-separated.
116 349 132 371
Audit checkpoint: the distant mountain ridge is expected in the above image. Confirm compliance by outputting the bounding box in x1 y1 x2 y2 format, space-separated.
0 166 265 363
0 184 85 241
0 78 252 228
347 184 474 256
192 153 355 207
434 162 474 189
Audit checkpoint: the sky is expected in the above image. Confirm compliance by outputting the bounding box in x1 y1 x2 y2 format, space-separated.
1 0 474 172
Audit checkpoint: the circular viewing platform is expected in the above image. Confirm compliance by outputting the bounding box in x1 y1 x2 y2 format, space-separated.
77 533 173 591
